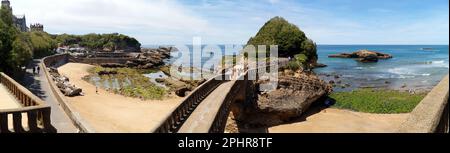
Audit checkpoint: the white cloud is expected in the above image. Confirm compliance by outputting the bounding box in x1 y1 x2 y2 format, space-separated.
9 0 449 45
12 0 213 44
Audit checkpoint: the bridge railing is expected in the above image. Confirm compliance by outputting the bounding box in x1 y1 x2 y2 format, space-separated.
398 74 449 133
209 74 245 133
152 75 227 133
152 59 289 133
0 72 56 133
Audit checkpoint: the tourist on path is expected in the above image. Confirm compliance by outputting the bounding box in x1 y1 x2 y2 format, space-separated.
37 66 40 74
32 67 36 75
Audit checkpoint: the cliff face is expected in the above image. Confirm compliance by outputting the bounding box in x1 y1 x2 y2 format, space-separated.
246 16 318 66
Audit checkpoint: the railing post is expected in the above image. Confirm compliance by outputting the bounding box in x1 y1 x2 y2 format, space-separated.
0 113 10 133
27 110 39 132
41 108 57 133
12 112 25 133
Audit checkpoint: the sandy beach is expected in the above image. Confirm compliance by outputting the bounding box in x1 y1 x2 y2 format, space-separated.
269 108 408 133
58 63 183 133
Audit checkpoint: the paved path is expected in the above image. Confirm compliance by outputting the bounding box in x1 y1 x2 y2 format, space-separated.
178 81 235 133
21 59 78 133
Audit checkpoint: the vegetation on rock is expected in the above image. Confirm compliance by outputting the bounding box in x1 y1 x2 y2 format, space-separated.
247 16 318 68
54 33 141 52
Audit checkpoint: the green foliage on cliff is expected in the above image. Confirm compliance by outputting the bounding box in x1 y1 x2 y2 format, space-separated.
28 31 57 58
10 33 33 67
55 33 141 52
330 89 426 114
247 17 318 63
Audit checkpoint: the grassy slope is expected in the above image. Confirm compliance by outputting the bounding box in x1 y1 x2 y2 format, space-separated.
330 89 427 114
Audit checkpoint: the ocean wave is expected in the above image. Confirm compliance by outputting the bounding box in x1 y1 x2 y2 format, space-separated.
387 67 432 78
433 60 445 64
432 60 449 68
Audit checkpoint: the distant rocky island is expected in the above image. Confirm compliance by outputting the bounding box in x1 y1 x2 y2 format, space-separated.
328 49 393 63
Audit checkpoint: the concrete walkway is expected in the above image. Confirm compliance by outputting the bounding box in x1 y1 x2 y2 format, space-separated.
178 81 235 133
21 59 78 133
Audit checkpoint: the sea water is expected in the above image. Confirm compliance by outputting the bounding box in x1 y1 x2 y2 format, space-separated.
314 45 449 91
144 45 449 91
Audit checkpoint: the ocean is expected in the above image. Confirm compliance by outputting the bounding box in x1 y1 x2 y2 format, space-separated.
314 45 449 91
143 45 449 91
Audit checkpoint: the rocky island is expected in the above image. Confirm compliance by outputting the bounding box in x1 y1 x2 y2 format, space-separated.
228 17 333 129
329 49 393 63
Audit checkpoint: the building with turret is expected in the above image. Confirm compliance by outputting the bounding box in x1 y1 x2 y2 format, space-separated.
30 23 44 32
1 0 29 32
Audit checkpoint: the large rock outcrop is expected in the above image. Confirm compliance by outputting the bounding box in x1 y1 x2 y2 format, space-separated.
240 72 332 126
329 50 393 63
126 47 173 68
247 16 318 67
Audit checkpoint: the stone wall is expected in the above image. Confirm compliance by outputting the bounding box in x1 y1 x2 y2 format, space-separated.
42 54 95 133
398 74 449 133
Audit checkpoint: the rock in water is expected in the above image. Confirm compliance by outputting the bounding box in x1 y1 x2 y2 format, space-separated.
328 49 392 63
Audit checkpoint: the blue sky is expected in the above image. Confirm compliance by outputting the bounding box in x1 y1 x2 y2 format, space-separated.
12 0 449 45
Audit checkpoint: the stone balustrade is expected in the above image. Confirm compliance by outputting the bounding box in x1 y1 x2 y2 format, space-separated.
0 72 56 133
152 75 226 133
153 59 288 133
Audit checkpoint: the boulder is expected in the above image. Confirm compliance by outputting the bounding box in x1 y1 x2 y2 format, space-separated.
253 73 333 125
175 87 191 97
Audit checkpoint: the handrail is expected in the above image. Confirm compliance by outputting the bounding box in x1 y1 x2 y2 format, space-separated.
1 72 46 106
152 59 288 133
0 72 56 133
151 74 226 133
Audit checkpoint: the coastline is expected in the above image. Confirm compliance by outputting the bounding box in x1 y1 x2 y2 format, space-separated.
58 63 183 132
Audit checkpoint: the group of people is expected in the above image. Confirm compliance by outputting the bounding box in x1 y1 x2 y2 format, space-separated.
32 66 40 75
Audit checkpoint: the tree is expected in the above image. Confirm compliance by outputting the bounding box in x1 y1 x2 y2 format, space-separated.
29 31 57 58
247 16 318 66
10 33 33 68
0 5 13 26
0 6 19 72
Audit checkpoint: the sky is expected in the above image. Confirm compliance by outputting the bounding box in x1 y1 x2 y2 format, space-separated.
10 0 450 45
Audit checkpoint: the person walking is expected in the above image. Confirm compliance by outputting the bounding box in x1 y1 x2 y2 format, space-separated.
37 66 40 74
32 67 36 75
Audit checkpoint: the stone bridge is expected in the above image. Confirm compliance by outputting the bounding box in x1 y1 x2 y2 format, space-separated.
151 62 285 133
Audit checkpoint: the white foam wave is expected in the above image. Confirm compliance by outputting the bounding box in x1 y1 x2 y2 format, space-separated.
387 67 431 78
